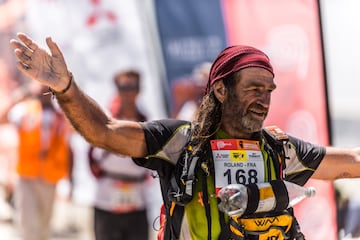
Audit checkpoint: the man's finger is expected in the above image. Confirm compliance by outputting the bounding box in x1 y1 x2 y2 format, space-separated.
17 32 39 52
14 49 32 66
10 39 25 51
15 62 31 74
46 37 64 60
10 39 34 60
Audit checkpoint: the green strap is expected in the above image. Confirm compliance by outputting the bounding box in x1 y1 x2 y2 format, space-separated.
201 167 212 240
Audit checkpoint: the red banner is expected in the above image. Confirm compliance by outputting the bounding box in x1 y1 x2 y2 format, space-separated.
222 0 336 239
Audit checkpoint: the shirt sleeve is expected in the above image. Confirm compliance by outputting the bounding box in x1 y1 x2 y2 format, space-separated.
140 119 189 155
284 135 326 185
132 119 190 172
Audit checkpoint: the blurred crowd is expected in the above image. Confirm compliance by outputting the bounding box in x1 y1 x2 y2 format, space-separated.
0 36 210 239
2 1 360 240
0 62 163 240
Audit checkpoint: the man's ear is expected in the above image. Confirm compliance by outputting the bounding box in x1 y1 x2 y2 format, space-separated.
213 80 226 103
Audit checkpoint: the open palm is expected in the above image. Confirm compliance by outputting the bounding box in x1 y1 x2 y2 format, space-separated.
10 33 71 92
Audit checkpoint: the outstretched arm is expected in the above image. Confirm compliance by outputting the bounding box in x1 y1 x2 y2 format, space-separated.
312 147 360 180
10 33 147 157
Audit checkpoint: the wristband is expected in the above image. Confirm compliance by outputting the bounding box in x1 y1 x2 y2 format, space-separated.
47 72 73 96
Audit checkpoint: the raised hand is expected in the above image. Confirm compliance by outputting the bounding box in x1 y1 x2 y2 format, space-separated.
10 32 72 92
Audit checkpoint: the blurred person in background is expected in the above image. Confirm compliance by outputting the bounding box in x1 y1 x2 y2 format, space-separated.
0 81 73 240
87 70 152 240
12 32 360 240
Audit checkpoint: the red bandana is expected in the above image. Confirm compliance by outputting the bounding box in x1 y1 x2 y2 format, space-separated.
206 45 274 93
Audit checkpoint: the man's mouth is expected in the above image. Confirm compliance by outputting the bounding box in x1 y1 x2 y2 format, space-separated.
249 109 267 119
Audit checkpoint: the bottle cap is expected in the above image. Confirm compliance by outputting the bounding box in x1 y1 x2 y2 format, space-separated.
305 187 316 197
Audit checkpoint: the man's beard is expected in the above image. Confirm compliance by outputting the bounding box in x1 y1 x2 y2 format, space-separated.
223 95 265 135
239 113 264 133
222 110 264 135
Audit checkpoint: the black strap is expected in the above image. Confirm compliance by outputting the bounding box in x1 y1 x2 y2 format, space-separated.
167 151 199 205
218 207 245 240
270 180 290 212
228 218 245 240
262 127 289 179
243 183 260 215
264 142 281 180
218 208 232 240
185 156 199 197
164 203 185 240
288 207 306 240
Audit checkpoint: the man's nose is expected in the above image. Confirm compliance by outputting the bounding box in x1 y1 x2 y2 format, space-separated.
257 92 271 107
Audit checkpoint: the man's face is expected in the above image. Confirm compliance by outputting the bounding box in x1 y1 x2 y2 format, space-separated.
221 67 276 135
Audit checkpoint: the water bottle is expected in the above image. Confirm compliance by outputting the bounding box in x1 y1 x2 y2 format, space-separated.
218 180 316 217
285 181 316 207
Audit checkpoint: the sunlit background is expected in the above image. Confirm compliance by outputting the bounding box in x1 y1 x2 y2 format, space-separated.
0 0 360 239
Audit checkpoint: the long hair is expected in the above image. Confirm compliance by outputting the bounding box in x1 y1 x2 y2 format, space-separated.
190 73 238 155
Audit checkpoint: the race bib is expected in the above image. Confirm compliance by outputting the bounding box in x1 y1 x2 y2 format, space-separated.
110 181 145 212
211 139 265 194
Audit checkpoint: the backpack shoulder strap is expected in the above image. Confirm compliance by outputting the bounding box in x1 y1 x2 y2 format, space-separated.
262 126 289 180
164 146 199 239
262 125 289 143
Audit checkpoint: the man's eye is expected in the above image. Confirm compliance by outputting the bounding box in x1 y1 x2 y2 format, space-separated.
253 87 263 92
247 87 259 91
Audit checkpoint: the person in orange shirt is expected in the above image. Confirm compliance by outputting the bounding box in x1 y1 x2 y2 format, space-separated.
2 83 73 240
12 32 360 240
